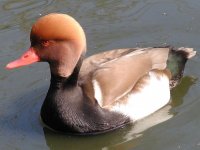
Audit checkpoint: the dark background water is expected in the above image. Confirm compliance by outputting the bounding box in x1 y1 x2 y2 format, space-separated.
1 0 200 150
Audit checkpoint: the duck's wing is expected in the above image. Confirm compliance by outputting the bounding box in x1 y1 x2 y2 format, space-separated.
79 47 170 107
80 48 140 77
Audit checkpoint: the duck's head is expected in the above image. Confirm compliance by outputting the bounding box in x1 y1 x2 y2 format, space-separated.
6 13 86 77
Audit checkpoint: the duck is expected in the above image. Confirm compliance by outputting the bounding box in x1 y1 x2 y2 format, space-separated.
6 13 196 135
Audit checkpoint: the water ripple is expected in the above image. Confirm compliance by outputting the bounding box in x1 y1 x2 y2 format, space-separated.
0 0 55 32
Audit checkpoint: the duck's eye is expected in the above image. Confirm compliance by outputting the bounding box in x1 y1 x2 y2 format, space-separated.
42 40 50 47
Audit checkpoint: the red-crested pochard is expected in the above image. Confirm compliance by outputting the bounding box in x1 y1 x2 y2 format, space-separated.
6 13 196 135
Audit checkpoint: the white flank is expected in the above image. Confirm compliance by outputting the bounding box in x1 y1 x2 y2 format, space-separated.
111 71 170 121
92 80 103 106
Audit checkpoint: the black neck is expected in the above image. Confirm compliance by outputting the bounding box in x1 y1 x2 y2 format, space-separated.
49 55 84 88
41 56 85 132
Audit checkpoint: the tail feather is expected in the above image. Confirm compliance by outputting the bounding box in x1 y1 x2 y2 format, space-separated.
167 47 196 88
176 47 196 59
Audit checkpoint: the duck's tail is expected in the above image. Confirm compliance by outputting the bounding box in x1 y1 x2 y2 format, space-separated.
167 47 196 88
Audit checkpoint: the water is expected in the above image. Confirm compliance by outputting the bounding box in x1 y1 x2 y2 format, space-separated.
1 0 200 149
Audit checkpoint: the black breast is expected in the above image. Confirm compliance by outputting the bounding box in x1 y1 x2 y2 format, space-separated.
40 75 130 135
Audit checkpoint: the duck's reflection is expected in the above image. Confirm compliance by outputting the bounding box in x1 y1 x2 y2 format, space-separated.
170 76 197 107
43 76 197 150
